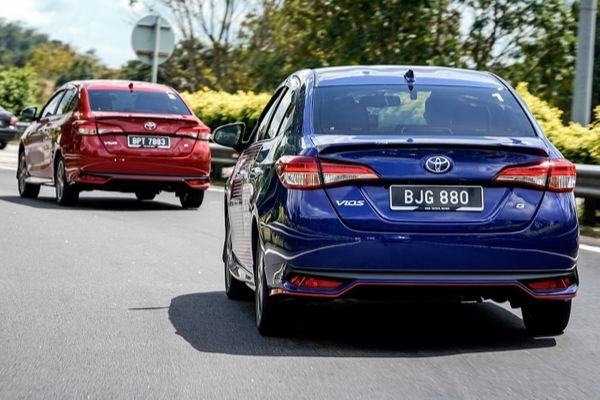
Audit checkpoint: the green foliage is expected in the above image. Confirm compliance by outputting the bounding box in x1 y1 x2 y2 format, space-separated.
0 18 48 67
517 83 600 164
0 67 40 113
182 89 270 132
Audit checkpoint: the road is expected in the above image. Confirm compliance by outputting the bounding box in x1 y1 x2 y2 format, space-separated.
0 148 600 399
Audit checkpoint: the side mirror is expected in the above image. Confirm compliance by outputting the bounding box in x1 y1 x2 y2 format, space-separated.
20 106 37 121
212 122 246 151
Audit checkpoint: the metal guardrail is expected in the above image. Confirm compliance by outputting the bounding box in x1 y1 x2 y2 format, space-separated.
576 164 600 224
209 142 238 179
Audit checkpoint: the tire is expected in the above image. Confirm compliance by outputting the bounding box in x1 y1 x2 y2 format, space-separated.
254 238 282 336
522 299 572 336
135 191 156 201
0 140 6 150
55 157 79 206
17 152 40 199
179 189 204 209
224 215 251 300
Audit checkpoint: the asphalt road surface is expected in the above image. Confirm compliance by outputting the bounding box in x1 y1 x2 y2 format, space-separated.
1 159 600 399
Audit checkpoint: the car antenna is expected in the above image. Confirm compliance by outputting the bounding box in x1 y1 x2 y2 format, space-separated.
404 69 417 100
128 82 134 92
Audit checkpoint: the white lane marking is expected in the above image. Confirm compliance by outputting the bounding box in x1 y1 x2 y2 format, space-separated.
581 244 600 254
0 165 16 171
207 186 224 193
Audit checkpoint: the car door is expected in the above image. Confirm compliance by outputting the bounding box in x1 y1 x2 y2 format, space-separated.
49 87 79 176
228 86 287 271
26 91 65 177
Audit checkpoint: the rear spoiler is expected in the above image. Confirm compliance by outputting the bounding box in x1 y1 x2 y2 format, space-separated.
312 136 550 157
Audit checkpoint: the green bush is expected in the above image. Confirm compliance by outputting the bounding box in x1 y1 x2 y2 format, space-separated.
516 83 600 164
0 67 40 113
182 89 271 133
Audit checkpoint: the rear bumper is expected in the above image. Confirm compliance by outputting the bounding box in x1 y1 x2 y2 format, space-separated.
64 135 211 190
270 268 579 302
75 172 210 190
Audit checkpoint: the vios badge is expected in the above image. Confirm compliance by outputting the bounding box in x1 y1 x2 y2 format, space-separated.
424 156 452 174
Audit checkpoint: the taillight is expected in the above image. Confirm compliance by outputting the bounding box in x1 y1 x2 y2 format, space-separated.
494 160 576 192
74 121 123 135
9 116 17 126
275 156 380 189
176 126 211 140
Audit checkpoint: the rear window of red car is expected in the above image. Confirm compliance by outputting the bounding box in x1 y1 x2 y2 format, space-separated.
88 89 191 115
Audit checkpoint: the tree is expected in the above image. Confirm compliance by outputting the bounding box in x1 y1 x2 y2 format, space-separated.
0 68 40 112
0 18 48 68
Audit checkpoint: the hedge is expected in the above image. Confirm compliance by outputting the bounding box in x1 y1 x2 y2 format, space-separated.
516 83 600 164
184 84 600 165
182 89 270 134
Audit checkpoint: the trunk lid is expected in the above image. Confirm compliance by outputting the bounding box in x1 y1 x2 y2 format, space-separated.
313 135 550 233
92 112 204 157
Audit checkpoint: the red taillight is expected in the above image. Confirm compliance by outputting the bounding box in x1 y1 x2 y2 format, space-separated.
289 275 343 289
74 121 123 135
176 126 211 140
9 116 17 126
494 160 576 192
527 277 574 291
276 156 380 189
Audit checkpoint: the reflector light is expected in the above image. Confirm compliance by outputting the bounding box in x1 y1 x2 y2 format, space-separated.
289 275 343 289
276 156 380 189
527 277 574 291
9 116 17 126
494 160 576 192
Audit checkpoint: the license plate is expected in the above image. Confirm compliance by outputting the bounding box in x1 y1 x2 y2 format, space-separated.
390 185 484 211
127 135 170 149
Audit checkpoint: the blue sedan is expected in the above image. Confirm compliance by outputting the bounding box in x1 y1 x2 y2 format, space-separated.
213 66 578 336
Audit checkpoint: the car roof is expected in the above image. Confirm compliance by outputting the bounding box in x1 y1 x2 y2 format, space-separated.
311 66 502 88
65 80 175 92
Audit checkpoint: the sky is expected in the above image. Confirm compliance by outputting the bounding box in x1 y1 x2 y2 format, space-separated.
0 0 162 68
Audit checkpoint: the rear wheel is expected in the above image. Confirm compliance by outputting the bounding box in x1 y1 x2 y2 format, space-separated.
179 190 204 209
0 140 6 150
17 152 40 199
55 157 79 206
255 239 282 336
522 299 571 336
135 191 156 201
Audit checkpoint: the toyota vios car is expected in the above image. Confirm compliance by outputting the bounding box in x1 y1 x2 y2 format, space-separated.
213 66 578 336
17 80 211 208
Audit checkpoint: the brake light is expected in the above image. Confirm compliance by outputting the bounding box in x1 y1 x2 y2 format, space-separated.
276 156 380 189
74 121 123 135
9 116 17 126
494 160 576 192
176 126 211 140
289 275 343 289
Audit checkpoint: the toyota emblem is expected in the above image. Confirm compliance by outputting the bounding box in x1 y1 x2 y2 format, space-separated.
144 121 157 130
424 156 452 174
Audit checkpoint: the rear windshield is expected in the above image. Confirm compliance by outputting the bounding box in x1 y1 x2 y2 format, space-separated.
88 89 191 115
313 84 535 137
0 105 7 113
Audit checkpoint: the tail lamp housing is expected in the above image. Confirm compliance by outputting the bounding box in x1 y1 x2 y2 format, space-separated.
276 156 380 189
494 160 576 192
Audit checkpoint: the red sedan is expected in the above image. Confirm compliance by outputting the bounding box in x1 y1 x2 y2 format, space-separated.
17 80 211 208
